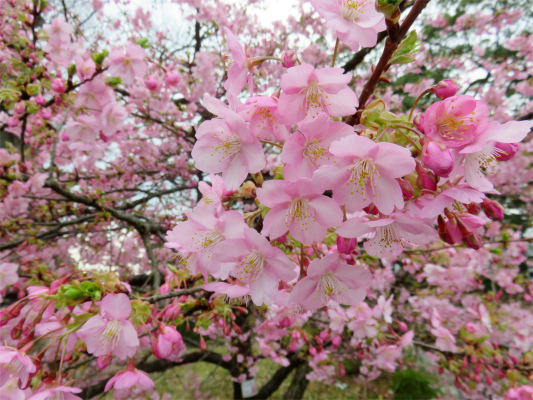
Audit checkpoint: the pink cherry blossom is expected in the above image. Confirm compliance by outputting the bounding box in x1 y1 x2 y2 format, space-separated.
278 64 358 126
423 95 489 148
236 96 289 141
213 228 297 306
107 44 148 85
74 56 96 82
336 212 437 258
197 174 230 215
310 0 386 51
192 95 265 190
420 139 454 177
0 377 27 400
104 368 154 399
201 281 251 305
223 28 258 96
153 325 185 360
290 253 370 309
164 207 247 278
431 79 460 100
0 263 18 291
314 134 415 214
257 177 343 245
373 345 402 372
29 386 82 400
0 347 36 387
459 120 533 191
419 185 485 219
347 302 378 339
281 113 353 181
77 293 139 360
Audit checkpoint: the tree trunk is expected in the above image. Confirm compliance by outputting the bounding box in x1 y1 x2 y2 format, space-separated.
282 363 310 400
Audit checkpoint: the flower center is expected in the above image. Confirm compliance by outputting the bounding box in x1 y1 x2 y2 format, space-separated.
372 224 403 249
346 158 379 200
315 272 348 305
235 250 265 282
303 138 326 166
299 81 330 118
214 135 242 163
286 198 315 227
341 0 367 22
472 145 504 175
100 320 121 349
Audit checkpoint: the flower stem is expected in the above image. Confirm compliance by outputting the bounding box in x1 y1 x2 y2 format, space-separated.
408 88 432 121
260 140 283 149
332 38 340 67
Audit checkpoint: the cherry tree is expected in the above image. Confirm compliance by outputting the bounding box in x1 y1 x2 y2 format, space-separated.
1 0 533 399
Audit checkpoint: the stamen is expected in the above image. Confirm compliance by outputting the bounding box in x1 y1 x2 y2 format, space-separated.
100 320 121 349
314 272 348 306
286 198 316 232
235 250 265 282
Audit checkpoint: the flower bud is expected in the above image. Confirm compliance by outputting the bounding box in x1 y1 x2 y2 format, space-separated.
376 0 402 23
7 116 19 127
465 322 477 333
494 142 519 162
336 236 356 255
279 316 291 328
164 72 180 86
144 75 159 91
282 50 297 68
432 79 459 100
332 334 342 348
464 232 481 250
421 139 454 177
14 102 25 115
397 177 414 200
415 162 437 191
97 354 113 369
397 321 408 332
363 204 379 215
482 198 504 221
413 113 425 133
51 78 65 94
466 202 481 215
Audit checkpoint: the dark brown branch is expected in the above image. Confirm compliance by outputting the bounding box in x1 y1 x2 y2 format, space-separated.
141 287 204 303
347 0 431 126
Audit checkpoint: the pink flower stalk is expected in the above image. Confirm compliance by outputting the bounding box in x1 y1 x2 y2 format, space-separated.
423 95 489 148
420 139 454 177
153 325 185 360
104 368 154 399
107 44 148 85
459 120 533 191
213 228 297 306
0 347 36 387
0 263 18 291
236 96 289 141
192 95 265 190
290 253 370 309
257 177 343 245
278 64 358 126
314 135 415 214
431 79 460 100
336 213 436 258
164 207 247 278
281 113 353 181
223 27 261 96
77 293 139 360
29 386 82 400
309 0 386 51
419 185 485 220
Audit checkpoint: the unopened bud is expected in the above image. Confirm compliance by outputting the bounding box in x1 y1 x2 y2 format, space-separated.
482 198 504 221
494 142 519 162
413 113 425 133
165 72 180 87
464 232 481 250
144 75 159 91
397 177 414 200
51 78 65 94
421 139 454 177
432 79 459 100
337 236 356 255
466 203 481 215
282 50 297 68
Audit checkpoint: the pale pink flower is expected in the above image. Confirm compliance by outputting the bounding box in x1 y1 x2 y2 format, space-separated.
373 345 402 372
374 295 393 324
64 116 99 147
29 386 82 400
42 17 73 42
281 113 353 181
223 28 259 96
290 253 370 309
506 386 533 400
0 377 27 400
0 347 36 387
153 325 185 360
336 213 436 257
310 0 386 51
104 368 154 399
418 185 485 219
214 228 297 306
347 303 378 338
423 95 489 148
101 102 128 137
107 44 148 85
202 281 251 305
430 324 457 353
77 293 139 360
74 56 96 82
459 120 533 191
192 95 265 190
74 79 112 110
197 174 230 215
236 96 289 141
314 135 415 214
165 208 247 278
257 177 343 245
0 263 18 291
278 64 358 126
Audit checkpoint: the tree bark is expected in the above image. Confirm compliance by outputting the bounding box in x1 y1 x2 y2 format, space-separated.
283 363 310 400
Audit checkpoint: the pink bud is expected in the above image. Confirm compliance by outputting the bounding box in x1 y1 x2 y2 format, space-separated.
279 316 291 328
432 79 459 100
165 72 180 86
14 102 25 115
465 322 477 333
97 354 113 369
415 162 437 191
289 341 297 352
464 232 481 250
34 95 45 105
494 142 519 162
7 116 19 127
51 78 65 94
466 203 481 215
144 75 159 91
413 113 425 133
309 346 317 356
282 50 297 68
397 177 414 200
332 335 342 348
100 132 108 142
40 109 52 120
524 294 532 302
481 198 504 221
421 139 454 177
397 321 408 332
199 336 206 350
336 236 356 255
